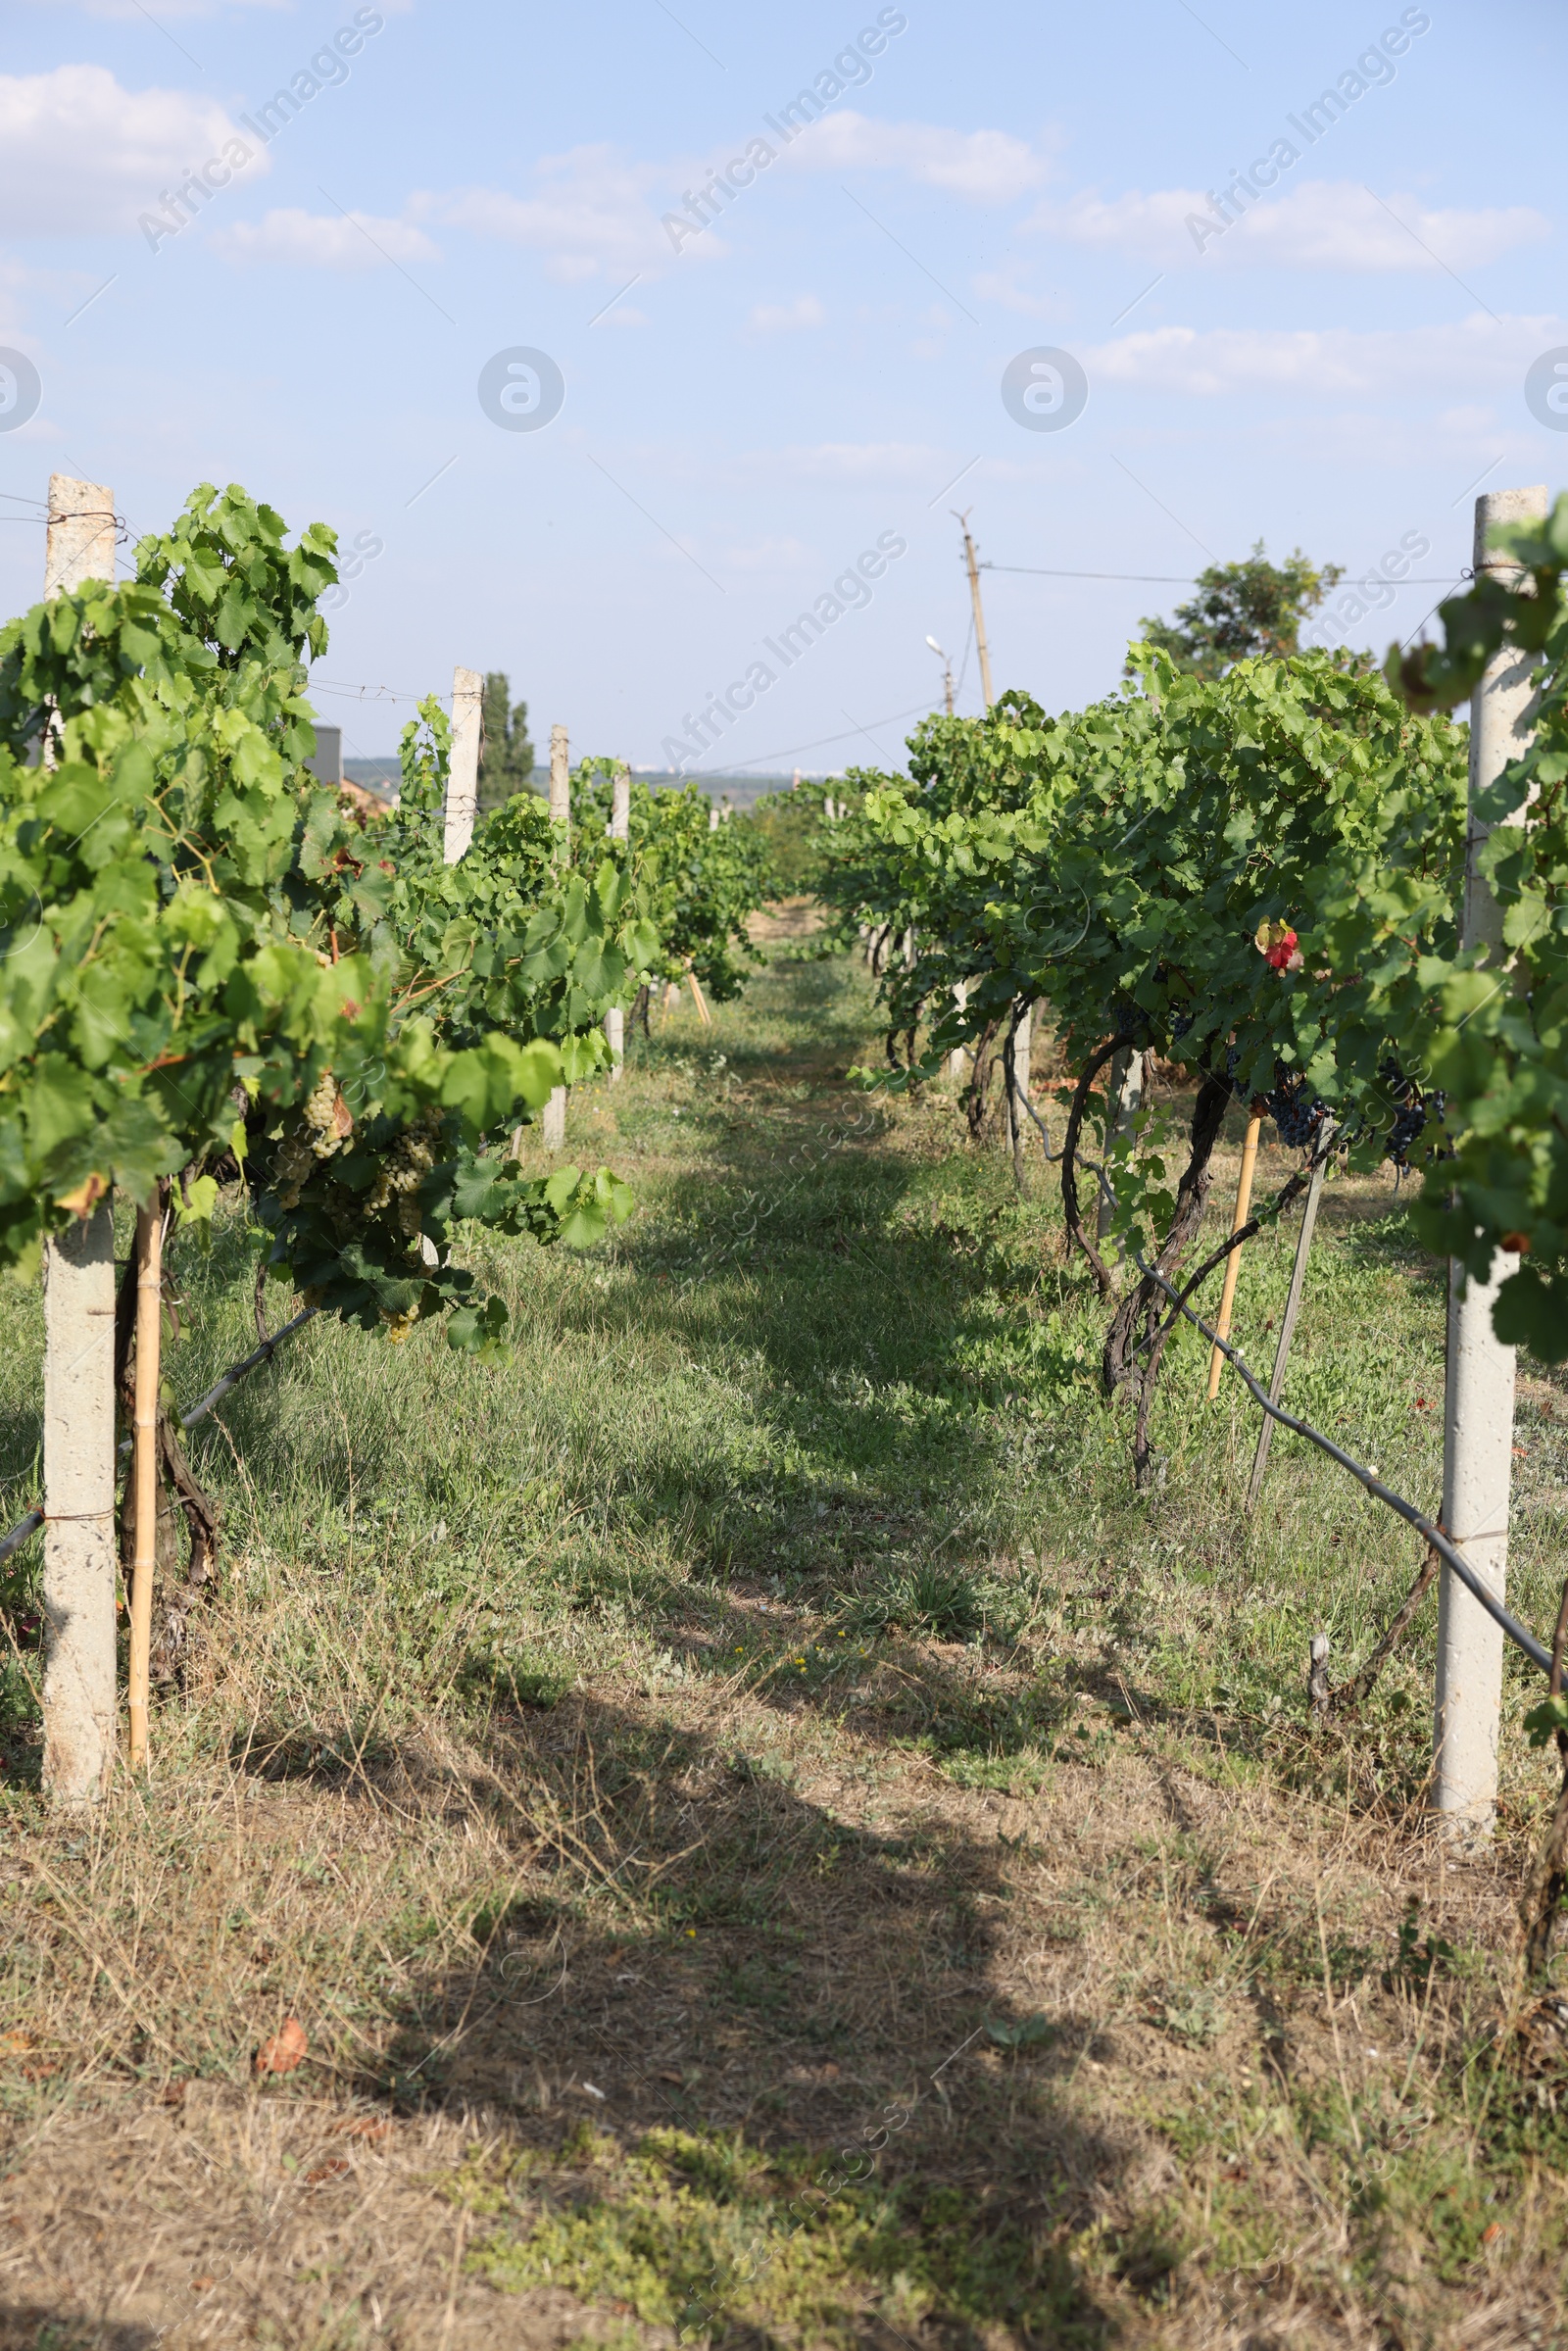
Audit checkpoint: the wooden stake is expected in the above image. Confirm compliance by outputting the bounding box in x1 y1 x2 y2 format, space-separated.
687 969 711 1026
1244 1142 1331 1511
1206 1110 1262 1399
127 1199 164 1771
40 475 120 1807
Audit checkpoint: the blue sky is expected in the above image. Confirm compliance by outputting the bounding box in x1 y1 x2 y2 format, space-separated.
1 0 1564 774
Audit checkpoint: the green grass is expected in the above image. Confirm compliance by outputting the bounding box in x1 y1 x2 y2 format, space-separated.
0 945 1566 2347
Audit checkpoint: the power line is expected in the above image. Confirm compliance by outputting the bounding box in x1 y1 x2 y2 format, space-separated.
983 562 1472 586
987 564 1201 581
693 698 937 775
310 676 435 706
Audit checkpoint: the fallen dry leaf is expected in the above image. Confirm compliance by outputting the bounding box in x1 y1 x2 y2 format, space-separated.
306 2156 352 2185
0 2029 35 2058
253 2017 308 2078
332 2116 392 2142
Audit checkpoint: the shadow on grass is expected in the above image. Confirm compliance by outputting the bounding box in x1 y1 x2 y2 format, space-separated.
0 2314 155 2351
315 1690 1129 2345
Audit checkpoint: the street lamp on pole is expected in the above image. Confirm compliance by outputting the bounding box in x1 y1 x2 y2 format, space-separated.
925 634 954 716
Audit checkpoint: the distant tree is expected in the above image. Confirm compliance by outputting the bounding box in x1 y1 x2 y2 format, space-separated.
477 673 535 811
1129 542 1345 679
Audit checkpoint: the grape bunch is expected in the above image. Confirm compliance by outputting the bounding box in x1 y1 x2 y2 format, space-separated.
1265 1072 1330 1150
1381 1058 1446 1170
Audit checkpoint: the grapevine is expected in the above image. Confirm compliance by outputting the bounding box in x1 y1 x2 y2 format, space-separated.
0 482 645 1353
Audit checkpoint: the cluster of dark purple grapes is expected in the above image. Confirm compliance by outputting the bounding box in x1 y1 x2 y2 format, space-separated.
1266 1075 1330 1149
1381 1059 1446 1170
1163 1029 1445 1168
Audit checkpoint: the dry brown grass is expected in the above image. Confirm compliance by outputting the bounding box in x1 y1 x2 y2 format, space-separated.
1 952 1566 2346
0 1625 1563 2346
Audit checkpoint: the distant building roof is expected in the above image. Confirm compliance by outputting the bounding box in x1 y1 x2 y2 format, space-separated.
343 757 400 798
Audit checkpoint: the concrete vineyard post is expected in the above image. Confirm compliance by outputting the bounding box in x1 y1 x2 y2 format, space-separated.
955 511 995 711
1097 1049 1144 1244
126 1200 164 1770
42 472 116 601
548 723 570 829
607 762 630 1082
1206 1111 1261 1398
542 724 570 1151
40 474 120 1806
1007 1004 1033 1186
443 665 482 864
1434 483 1547 1833
948 979 969 1081
1244 1139 1332 1513
421 666 484 1257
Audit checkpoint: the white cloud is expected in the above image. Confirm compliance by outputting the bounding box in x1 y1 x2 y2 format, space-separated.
781 111 1053 205
1026 178 1550 271
1025 186 1209 259
211 208 439 270
22 0 287 16
749 295 825 331
0 255 81 333
419 116 1051 285
421 145 703 283
0 265 34 340
737 441 947 486
1084 311 1568 400
0 65 266 235
722 536 813 571
972 269 1061 317
1229 184 1547 270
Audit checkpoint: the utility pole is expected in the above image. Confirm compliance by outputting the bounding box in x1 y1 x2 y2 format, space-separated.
542 723 570 1151
1434 483 1547 1835
953 511 995 712
607 761 630 1084
40 474 120 1806
443 665 483 864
